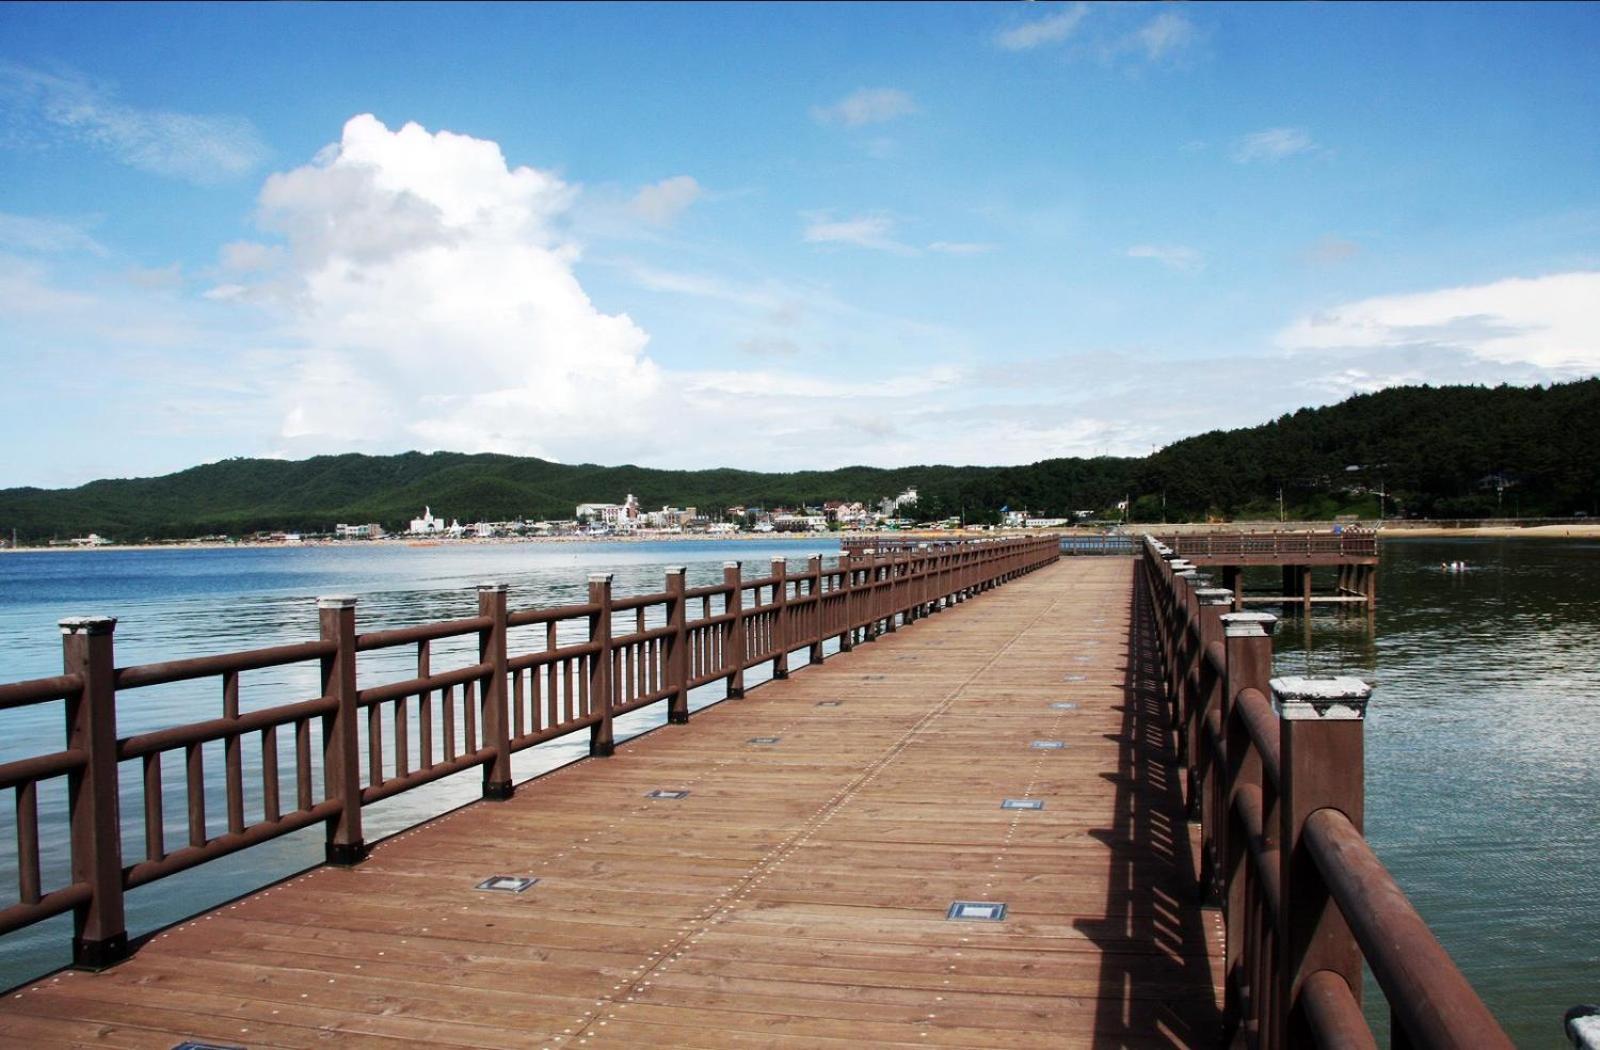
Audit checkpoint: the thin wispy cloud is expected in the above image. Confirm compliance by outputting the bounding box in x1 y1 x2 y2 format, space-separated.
628 175 701 226
1233 127 1316 164
0 211 106 256
1127 244 1202 271
0 63 269 184
810 88 917 128
1305 236 1360 265
803 214 917 254
994 5 1088 51
1130 11 1198 62
928 241 997 256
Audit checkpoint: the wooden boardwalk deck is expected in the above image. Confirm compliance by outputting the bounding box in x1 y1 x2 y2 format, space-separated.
0 558 1224 1049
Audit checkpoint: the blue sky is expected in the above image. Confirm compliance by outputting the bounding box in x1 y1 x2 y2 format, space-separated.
1 1 1597 488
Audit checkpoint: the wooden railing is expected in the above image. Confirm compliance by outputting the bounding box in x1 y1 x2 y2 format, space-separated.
1140 536 1511 1049
1155 530 1378 559
0 536 1059 969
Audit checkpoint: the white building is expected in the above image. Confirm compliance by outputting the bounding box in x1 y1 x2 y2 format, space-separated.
335 523 384 540
576 494 641 530
409 507 447 535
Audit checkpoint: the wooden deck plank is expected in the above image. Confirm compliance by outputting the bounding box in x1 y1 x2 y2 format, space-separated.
0 558 1225 1048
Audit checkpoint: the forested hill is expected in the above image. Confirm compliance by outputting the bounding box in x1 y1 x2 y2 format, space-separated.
3 379 1598 541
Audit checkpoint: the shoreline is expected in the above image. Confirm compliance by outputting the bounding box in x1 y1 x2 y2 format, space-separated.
6 521 1600 554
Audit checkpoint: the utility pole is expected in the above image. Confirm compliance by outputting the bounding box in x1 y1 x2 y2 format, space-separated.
1278 487 1285 523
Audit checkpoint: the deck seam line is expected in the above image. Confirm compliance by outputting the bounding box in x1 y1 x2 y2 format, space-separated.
563 575 1074 1047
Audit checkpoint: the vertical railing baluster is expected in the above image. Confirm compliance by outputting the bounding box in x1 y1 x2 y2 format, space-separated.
261 726 280 824
770 557 789 678
223 670 245 835
142 753 163 861
16 780 40 905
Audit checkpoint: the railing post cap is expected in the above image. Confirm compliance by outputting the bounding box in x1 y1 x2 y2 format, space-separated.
587 572 614 584
771 555 787 565
723 560 741 569
1168 559 1194 570
1270 675 1373 720
1222 611 1278 637
58 615 117 635
1565 1005 1600 1049
665 565 687 575
316 596 358 610
476 581 508 593
1195 587 1233 606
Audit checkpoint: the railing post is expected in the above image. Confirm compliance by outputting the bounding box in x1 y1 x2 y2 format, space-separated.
60 615 127 969
665 567 689 724
770 556 790 678
884 554 899 632
839 554 855 651
318 595 365 865
477 582 512 800
587 574 615 756
1220 610 1278 1039
807 555 825 665
1274 675 1372 1048
723 561 745 697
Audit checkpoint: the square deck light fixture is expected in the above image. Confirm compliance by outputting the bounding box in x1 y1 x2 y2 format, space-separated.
748 736 780 745
645 789 690 800
946 901 1007 922
1001 799 1044 810
1031 740 1066 750
474 875 538 894
1050 701 1078 710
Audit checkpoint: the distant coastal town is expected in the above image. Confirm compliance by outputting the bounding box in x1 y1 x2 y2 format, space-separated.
36 487 1112 549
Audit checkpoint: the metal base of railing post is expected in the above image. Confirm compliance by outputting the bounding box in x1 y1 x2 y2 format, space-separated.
483 780 514 801
668 710 689 725
325 840 368 866
72 932 129 971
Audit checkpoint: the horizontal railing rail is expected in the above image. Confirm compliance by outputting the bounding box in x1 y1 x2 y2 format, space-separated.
1139 535 1510 1049
0 535 1060 971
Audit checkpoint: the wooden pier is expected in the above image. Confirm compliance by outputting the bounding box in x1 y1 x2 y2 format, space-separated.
0 536 1514 1047
1152 531 1379 613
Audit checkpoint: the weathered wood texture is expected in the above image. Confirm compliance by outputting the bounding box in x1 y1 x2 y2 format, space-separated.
0 559 1223 1049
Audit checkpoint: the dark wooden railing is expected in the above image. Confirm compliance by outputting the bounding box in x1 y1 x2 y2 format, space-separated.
1141 536 1512 1049
1155 530 1378 559
0 536 1059 969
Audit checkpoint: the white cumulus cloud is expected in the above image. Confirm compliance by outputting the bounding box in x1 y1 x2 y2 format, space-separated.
811 88 918 127
235 114 659 456
1277 271 1600 371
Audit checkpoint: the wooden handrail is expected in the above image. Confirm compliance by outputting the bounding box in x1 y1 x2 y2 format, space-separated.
1138 535 1510 1048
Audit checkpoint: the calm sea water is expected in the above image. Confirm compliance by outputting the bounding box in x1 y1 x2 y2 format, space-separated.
1263 538 1600 1046
0 538 1593 1044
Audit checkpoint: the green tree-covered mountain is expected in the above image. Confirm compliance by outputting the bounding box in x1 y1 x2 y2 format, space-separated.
3 379 1597 542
